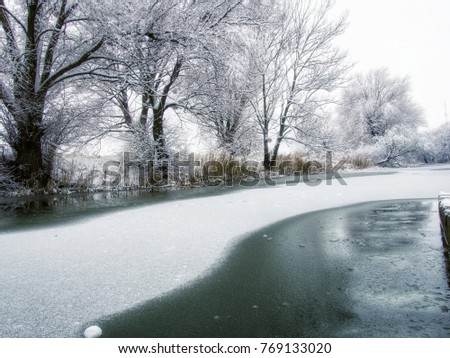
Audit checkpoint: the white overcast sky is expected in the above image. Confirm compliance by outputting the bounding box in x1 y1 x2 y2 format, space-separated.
333 0 450 129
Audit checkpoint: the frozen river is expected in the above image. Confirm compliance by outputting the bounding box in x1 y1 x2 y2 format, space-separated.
0 165 450 337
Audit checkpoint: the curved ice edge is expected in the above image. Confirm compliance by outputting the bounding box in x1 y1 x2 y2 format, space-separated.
81 198 437 337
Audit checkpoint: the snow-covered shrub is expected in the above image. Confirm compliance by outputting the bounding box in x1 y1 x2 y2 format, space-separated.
0 162 18 196
368 128 422 167
418 123 450 164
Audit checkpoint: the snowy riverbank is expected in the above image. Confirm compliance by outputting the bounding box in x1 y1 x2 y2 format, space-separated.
1 165 450 337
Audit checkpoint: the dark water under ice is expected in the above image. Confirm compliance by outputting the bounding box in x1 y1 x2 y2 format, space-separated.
96 199 450 338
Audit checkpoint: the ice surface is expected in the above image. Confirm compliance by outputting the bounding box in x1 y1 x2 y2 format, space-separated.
0 165 449 337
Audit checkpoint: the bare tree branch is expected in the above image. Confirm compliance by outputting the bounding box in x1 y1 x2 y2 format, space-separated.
0 0 20 61
41 0 78 84
39 39 104 93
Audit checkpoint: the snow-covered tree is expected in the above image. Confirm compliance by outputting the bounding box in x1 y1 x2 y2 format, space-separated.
339 68 423 144
249 0 348 171
0 0 111 186
100 0 265 179
338 68 424 166
187 36 259 156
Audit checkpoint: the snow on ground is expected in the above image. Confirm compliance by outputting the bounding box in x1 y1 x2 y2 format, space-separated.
0 165 450 337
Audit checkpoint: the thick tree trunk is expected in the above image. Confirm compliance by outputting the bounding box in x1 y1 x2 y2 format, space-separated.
9 86 51 186
14 121 48 187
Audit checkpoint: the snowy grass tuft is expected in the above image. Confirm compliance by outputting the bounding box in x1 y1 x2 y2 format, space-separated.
343 154 373 169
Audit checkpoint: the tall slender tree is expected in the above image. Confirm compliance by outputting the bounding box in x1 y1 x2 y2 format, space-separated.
249 0 348 171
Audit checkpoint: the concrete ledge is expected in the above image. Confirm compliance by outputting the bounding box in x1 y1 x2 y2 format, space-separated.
438 193 450 246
